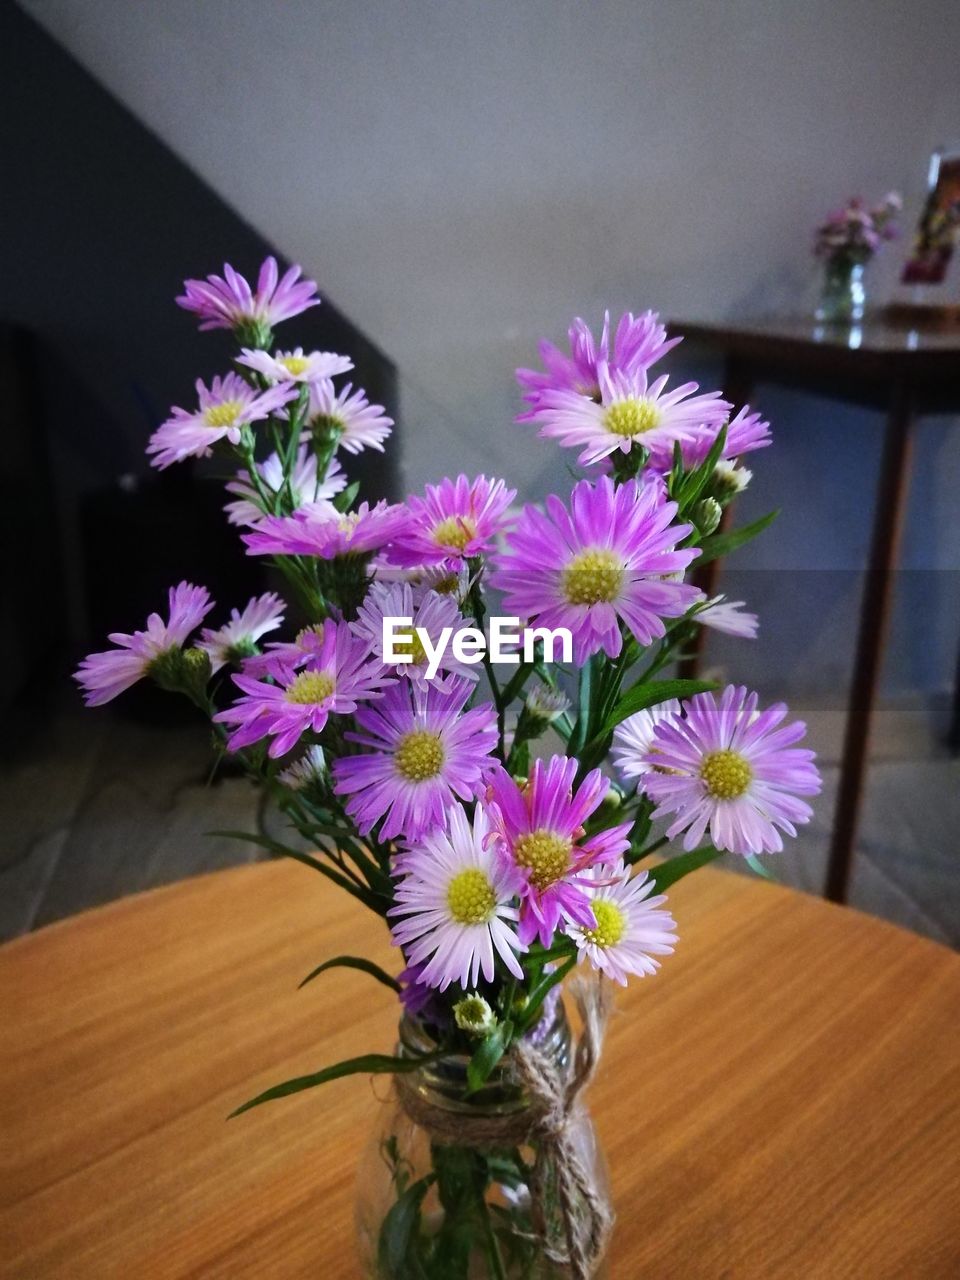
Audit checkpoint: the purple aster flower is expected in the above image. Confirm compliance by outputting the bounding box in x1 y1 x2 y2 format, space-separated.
385 474 516 570
351 581 479 689
224 443 346 527
147 373 296 470
242 500 406 560
695 596 758 639
529 364 730 469
490 475 700 661
236 347 353 384
332 678 498 842
197 592 286 673
213 619 385 758
642 686 822 855
611 699 683 790
74 582 212 706
485 755 632 947
301 379 394 455
677 405 772 469
176 256 320 337
565 861 677 986
389 804 524 991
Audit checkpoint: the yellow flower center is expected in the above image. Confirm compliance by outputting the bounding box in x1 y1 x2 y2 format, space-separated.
581 899 626 949
700 748 753 799
280 355 310 376
295 624 325 646
447 868 497 925
604 397 661 438
431 573 460 595
204 400 243 428
392 630 428 664
433 515 477 552
394 730 445 781
561 548 624 606
284 671 335 704
513 829 572 891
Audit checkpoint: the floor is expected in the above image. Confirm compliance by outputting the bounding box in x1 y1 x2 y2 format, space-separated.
2 692 958 949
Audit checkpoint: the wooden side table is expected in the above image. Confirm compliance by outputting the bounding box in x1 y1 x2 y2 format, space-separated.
672 318 960 904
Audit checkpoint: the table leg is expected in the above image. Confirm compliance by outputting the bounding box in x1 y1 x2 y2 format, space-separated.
825 381 914 903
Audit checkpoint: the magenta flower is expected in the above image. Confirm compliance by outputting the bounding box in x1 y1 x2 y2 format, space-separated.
490 475 701 661
176 256 320 336
198 592 286 673
224 443 345 527
147 373 296 470
351 581 479 689
677 405 772 469
237 347 353 384
242 500 406 560
642 686 822 854
485 755 631 947
213 619 385 758
385 474 516 570
332 678 498 841
74 582 212 706
302 379 394 454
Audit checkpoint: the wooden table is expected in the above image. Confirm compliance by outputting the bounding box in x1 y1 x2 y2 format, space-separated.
3 860 959 1279
672 317 960 905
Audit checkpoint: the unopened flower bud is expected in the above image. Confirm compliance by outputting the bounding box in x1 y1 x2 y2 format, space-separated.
693 497 722 537
712 460 752 500
453 994 497 1038
524 683 571 729
149 645 211 697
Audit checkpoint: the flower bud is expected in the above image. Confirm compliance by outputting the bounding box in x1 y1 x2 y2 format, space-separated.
453 994 498 1038
692 497 722 537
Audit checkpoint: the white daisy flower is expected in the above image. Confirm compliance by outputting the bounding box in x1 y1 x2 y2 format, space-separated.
197 592 286 673
611 699 682 788
566 861 677 985
277 745 327 790
238 346 353 384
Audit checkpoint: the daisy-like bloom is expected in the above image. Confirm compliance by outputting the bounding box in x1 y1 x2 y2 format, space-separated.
213 619 385 758
643 686 822 855
566 861 677 985
678 405 772 469
517 310 682 417
490 475 701 662
485 755 632 947
527 364 729 469
276 745 326 790
242 500 406 560
332 678 498 841
611 698 682 788
224 444 346 527
712 459 753 499
74 582 212 706
301 379 394 455
197 592 286 673
389 804 524 991
385 474 516 570
147 373 296 470
695 596 759 639
237 347 353 385
351 581 479 688
176 256 320 340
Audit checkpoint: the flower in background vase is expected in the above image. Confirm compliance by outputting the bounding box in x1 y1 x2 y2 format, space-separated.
611 698 682 789
485 755 632 947
491 475 700 661
694 596 759 639
197 592 286 673
277 744 327 790
516 310 682 416
566 862 677 985
224 444 346 527
74 582 213 706
528 362 730 469
813 193 901 265
242 500 406 560
389 804 525 991
643 686 821 854
214 619 385 758
676 405 772 470
333 678 498 841
237 346 353 385
351 581 479 688
147 373 296 469
176 256 321 343
385 474 516 570
302 379 394 454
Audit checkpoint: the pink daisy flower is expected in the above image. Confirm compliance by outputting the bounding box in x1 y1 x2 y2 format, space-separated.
332 678 498 842
389 804 525 991
351 581 479 688
611 699 682 789
485 755 632 947
242 500 406 560
224 444 346 527
529 364 730 468
695 596 759 639
147 373 296 470
74 582 213 706
677 405 772 469
385 475 516 570
197 592 286 673
301 379 394 455
213 619 385 758
490 475 701 662
176 256 320 339
565 861 677 985
237 347 353 385
642 686 822 855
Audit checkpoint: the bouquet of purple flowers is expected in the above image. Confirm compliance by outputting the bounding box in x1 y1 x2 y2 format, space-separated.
76 258 820 1279
813 191 902 267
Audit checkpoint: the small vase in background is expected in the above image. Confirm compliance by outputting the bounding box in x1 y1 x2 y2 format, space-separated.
811 191 901 324
815 259 867 324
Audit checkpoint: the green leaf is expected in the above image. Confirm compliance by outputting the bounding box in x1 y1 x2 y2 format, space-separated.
377 1172 436 1278
298 954 401 992
677 424 728 511
466 1019 513 1095
695 509 779 566
229 1053 439 1117
333 480 361 513
593 678 717 739
744 854 778 881
648 845 724 893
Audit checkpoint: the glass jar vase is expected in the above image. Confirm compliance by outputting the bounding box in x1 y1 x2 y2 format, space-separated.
815 258 866 324
355 1007 613 1279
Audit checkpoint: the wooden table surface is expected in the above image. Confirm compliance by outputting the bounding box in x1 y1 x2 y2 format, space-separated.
3 860 959 1279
